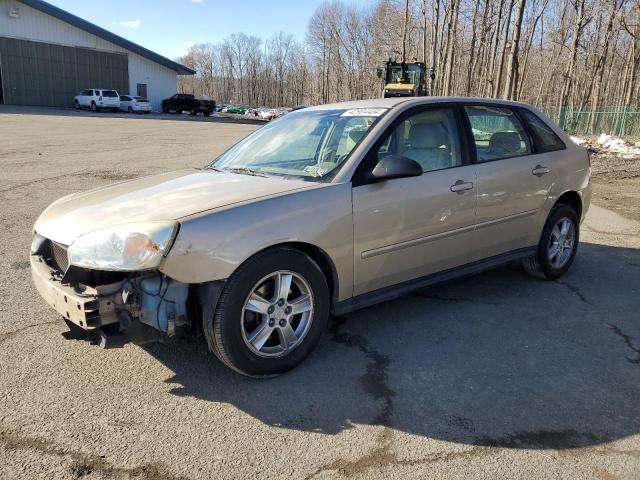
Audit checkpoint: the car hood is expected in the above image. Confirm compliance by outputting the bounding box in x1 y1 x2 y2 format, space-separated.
34 170 316 245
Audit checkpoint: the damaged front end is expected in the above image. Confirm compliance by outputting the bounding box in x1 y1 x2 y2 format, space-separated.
31 235 192 348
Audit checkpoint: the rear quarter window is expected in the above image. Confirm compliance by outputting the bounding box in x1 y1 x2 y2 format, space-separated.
102 90 118 97
518 108 566 153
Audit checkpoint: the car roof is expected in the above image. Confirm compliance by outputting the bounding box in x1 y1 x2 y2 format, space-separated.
306 96 536 112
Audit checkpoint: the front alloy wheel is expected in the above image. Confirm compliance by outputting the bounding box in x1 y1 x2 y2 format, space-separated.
241 271 314 358
203 247 329 377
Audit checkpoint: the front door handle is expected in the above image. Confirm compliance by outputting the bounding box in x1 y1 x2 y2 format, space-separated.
532 165 550 177
450 180 474 193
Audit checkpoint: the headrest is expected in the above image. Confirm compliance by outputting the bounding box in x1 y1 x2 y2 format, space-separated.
408 123 448 149
348 127 367 143
489 131 522 156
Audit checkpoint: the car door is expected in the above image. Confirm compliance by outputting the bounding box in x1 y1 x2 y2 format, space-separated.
176 95 185 111
464 104 554 261
119 95 129 110
80 90 90 107
352 105 477 296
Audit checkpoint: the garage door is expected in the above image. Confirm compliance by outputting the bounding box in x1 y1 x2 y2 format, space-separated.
0 37 128 107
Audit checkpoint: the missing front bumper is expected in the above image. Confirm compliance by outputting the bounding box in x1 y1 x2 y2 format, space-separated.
30 254 119 329
30 255 191 343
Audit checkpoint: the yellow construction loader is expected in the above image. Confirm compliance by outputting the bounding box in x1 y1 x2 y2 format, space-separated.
377 60 429 98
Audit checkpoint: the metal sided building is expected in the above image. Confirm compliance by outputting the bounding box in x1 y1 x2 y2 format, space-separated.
0 0 195 111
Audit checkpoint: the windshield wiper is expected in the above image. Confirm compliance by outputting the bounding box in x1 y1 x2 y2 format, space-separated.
221 167 268 177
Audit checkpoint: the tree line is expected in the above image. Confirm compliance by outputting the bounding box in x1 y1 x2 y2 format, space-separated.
177 0 639 114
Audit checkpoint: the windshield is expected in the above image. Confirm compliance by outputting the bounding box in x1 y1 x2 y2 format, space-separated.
209 108 386 180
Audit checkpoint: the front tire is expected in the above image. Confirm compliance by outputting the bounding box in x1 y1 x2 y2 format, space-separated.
74 100 80 110
523 204 580 280
91 102 99 112
128 106 133 113
162 105 169 113
203 247 330 377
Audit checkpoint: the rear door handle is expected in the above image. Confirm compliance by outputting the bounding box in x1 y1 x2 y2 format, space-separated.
450 180 474 193
532 165 550 177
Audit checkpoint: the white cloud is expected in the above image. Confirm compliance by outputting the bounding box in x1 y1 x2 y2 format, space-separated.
115 20 141 28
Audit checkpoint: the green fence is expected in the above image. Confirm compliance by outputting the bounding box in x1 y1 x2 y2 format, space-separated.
540 106 640 138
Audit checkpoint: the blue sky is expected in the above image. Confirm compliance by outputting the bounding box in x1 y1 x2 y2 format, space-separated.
50 0 370 60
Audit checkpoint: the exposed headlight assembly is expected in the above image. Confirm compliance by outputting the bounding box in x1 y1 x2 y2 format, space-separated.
68 221 178 271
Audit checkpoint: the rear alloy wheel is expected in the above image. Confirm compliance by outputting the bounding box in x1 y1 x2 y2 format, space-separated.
523 204 579 279
204 247 329 377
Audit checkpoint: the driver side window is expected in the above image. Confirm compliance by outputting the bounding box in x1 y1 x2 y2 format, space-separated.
376 108 462 173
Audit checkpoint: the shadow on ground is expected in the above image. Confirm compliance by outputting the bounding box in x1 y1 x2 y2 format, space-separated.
141 242 640 450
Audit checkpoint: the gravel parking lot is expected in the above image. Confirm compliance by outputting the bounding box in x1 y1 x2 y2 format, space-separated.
1 107 639 480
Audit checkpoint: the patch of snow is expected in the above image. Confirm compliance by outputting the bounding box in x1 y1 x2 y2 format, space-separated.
596 133 640 159
570 136 586 145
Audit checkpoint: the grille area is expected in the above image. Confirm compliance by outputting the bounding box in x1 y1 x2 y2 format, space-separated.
50 241 70 273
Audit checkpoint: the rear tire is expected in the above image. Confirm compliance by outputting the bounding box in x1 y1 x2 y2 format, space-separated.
190 109 197 116
523 204 580 280
203 110 211 117
91 102 99 112
74 100 80 110
203 247 330 377
162 105 169 113
128 106 133 113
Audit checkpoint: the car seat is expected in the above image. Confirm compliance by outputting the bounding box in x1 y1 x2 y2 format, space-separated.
403 123 451 172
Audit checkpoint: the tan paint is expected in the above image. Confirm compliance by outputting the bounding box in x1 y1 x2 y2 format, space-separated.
33 97 591 307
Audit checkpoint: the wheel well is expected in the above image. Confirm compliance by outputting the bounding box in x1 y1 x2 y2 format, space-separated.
280 242 339 306
556 191 582 219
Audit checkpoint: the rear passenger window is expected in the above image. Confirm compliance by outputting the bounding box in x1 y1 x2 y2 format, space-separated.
518 108 566 152
465 106 531 162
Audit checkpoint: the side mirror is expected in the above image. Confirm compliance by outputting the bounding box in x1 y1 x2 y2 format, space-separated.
369 155 422 182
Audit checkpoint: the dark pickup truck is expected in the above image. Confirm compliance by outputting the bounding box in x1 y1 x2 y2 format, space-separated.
161 94 215 116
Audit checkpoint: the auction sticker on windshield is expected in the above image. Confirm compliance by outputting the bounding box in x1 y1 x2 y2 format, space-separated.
340 108 387 117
